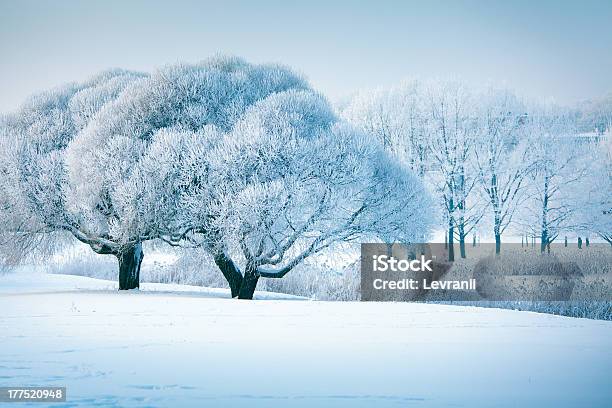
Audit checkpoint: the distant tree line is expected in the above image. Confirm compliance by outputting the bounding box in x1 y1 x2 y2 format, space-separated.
340 81 612 259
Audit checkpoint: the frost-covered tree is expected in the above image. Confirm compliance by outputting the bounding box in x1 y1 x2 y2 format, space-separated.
64 56 308 289
341 81 483 260
340 80 428 176
0 70 145 266
0 56 308 289
424 81 483 260
571 137 612 244
579 93 612 135
518 109 588 252
473 88 533 254
180 90 432 298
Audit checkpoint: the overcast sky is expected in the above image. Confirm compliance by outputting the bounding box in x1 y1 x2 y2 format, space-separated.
1 0 611 112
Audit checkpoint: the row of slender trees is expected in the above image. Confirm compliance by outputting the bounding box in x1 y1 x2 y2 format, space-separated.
341 81 612 260
0 57 432 297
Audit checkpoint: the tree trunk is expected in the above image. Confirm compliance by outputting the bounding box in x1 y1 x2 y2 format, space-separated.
213 251 243 298
494 215 501 255
117 242 143 290
458 222 466 259
448 224 455 262
540 229 548 253
456 169 466 259
495 232 501 255
540 176 549 254
447 196 454 262
237 263 259 300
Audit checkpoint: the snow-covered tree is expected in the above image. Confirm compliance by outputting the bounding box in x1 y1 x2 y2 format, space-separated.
63 56 309 289
571 137 612 244
341 80 483 260
0 70 145 266
340 80 428 176
0 56 308 289
424 81 483 260
579 93 612 135
518 108 588 252
180 90 432 298
473 88 533 254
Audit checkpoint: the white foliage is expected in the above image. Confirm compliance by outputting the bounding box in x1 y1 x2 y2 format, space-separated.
191 90 433 276
0 70 144 257
63 56 308 249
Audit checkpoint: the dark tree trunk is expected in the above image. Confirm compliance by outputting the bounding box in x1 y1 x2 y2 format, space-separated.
458 222 466 259
564 236 568 247
473 234 477 247
540 229 548 253
237 263 259 300
493 216 501 255
213 252 243 298
448 196 455 262
540 176 549 254
448 224 455 262
117 242 143 290
495 232 501 255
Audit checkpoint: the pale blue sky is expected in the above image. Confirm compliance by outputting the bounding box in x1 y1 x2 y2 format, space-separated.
1 0 611 112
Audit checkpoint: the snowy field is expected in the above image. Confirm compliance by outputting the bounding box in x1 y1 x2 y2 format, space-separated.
1 273 611 407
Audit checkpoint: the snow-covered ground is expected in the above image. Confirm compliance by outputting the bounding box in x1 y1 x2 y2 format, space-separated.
1 273 611 407
0 272 302 300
